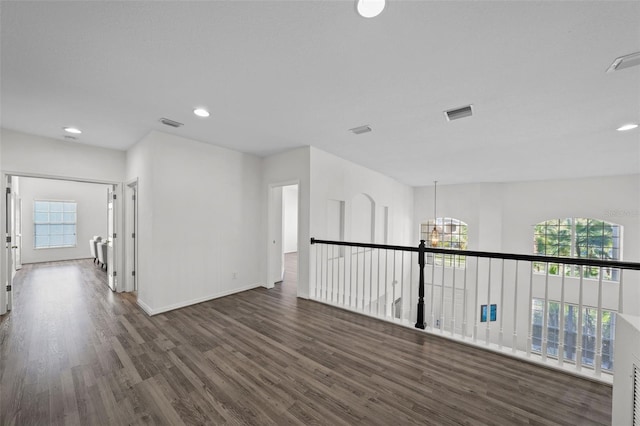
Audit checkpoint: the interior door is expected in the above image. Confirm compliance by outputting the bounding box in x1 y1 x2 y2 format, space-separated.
5 176 13 311
14 197 22 270
269 186 284 285
107 186 116 291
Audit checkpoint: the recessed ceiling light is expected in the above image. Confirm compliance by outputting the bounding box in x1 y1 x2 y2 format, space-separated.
193 108 210 118
617 123 638 131
356 0 385 18
63 127 82 134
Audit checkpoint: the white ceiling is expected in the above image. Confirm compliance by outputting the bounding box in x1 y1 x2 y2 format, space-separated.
1 1 639 186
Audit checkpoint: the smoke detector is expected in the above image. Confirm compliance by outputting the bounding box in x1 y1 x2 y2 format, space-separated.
349 125 372 135
607 51 640 73
444 105 473 121
160 118 184 128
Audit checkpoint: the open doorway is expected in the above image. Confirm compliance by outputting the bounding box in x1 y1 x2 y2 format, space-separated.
124 180 138 295
267 182 299 294
2 173 120 314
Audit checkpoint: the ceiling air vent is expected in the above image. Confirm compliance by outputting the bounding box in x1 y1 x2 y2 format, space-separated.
607 51 640 73
160 118 184 128
349 125 372 135
444 105 473 121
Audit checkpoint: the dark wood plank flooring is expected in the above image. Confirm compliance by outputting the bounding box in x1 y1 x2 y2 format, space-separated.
0 255 612 425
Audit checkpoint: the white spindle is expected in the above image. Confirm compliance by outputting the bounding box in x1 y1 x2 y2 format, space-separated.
369 249 373 313
618 270 624 314
451 259 456 337
385 249 389 317
541 264 549 361
315 243 320 299
320 244 326 300
330 245 335 302
377 249 381 316
512 261 519 354
526 263 533 357
348 246 353 307
473 258 479 342
462 260 468 339
499 259 505 348
342 246 347 306
558 264 566 366
576 266 584 371
595 268 603 376
440 259 445 333
392 251 397 318
355 248 360 309
486 259 491 345
430 255 436 329
400 252 405 321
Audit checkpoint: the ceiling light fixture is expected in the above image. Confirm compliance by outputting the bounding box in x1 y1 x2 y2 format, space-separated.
193 108 210 118
430 181 439 248
356 0 386 18
617 123 638 131
606 51 640 73
63 127 82 134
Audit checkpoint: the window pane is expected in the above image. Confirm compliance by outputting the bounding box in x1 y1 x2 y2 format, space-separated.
547 301 560 357
49 202 63 212
563 304 578 363
50 235 64 246
34 212 49 223
49 212 63 223
35 235 49 248
62 234 76 246
50 224 64 235
34 201 49 212
63 224 76 235
602 312 615 371
35 224 50 236
63 202 76 212
581 307 597 367
63 212 76 223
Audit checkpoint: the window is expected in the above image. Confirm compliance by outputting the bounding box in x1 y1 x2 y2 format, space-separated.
420 217 468 267
533 218 621 281
34 200 77 248
531 298 616 371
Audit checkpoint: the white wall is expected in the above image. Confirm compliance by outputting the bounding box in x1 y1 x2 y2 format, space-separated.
1 128 126 182
282 184 298 253
126 131 263 314
18 177 109 264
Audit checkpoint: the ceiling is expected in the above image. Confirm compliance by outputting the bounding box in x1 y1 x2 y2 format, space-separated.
1 1 639 186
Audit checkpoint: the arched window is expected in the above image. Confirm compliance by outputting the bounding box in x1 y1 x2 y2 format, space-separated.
420 217 468 267
533 218 621 281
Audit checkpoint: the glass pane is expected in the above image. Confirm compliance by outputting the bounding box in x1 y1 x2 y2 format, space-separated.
49 212 63 223
35 235 49 248
50 235 64 246
63 212 76 223
63 202 76 212
34 201 49 212
50 224 64 235
34 212 49 223
602 311 615 371
50 202 63 212
581 307 597 367
63 224 76 235
547 301 560 357
531 299 544 352
563 304 578 363
35 224 49 236
62 234 76 246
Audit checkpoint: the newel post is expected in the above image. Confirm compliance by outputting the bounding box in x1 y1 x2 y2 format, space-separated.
415 240 426 329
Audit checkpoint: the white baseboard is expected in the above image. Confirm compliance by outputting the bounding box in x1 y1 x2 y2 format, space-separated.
140 282 262 316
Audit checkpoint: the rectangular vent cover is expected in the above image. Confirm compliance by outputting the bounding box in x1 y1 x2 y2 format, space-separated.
160 118 184 128
349 125 372 135
634 364 639 426
445 105 473 121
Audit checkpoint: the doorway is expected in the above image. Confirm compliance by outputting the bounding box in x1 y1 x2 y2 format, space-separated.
267 182 299 292
124 180 138 294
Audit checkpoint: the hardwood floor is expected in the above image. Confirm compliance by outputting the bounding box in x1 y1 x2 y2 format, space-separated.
1 256 612 425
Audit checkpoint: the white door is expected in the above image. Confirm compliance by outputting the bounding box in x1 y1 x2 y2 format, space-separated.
268 186 284 286
107 187 116 291
14 197 22 270
125 181 137 292
5 176 14 311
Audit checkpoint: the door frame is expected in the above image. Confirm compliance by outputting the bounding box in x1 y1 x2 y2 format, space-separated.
266 180 300 290
0 170 124 315
124 179 138 293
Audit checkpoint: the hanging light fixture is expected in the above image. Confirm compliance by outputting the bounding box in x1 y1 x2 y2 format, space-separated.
430 180 439 247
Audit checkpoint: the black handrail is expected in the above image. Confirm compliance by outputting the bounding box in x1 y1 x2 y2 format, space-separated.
310 238 640 270
311 237 640 331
